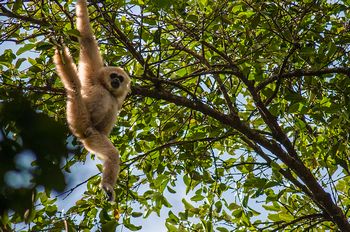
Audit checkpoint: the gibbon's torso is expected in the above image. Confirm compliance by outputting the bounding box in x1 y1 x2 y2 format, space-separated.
82 83 120 135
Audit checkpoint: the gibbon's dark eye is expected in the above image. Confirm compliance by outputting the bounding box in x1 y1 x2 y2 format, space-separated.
110 73 124 88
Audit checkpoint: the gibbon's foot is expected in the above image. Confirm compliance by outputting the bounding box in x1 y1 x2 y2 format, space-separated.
101 182 115 202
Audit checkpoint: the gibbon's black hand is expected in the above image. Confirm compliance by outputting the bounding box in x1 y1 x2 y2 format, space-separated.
102 184 116 202
53 0 130 202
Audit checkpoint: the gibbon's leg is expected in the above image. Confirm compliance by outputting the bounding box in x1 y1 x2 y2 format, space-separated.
53 47 92 138
76 0 104 76
82 130 120 201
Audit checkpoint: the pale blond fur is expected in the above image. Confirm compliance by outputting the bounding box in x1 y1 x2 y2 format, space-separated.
53 0 130 201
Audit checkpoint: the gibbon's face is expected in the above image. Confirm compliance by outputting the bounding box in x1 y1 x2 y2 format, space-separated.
100 67 131 96
110 73 124 89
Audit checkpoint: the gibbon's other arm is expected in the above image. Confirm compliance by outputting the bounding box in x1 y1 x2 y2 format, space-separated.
76 0 103 77
53 47 79 93
53 47 92 140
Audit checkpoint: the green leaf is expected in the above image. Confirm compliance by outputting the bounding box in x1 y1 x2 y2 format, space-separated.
279 212 294 221
131 212 143 218
12 0 22 12
300 46 315 55
101 221 118 232
182 199 195 210
168 210 180 224
66 29 81 37
187 14 198 23
204 220 213 232
16 44 36 55
167 186 176 194
161 195 172 207
99 209 111 221
36 42 53 51
190 194 205 202
15 58 26 69
45 205 57 217
217 227 229 232
232 209 243 218
165 222 178 231
123 219 142 231
288 103 300 113
238 10 255 18
267 213 280 222
215 201 222 213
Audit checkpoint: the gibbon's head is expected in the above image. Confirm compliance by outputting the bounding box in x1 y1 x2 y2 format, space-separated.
100 67 131 97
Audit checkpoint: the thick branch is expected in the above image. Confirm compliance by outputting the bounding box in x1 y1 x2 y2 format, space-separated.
240 136 314 199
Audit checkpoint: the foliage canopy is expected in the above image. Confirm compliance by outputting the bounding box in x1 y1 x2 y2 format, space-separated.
1 0 350 231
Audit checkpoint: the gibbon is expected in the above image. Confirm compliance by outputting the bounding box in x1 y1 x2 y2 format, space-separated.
53 0 130 201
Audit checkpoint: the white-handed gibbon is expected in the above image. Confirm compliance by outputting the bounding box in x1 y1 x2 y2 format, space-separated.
53 0 130 201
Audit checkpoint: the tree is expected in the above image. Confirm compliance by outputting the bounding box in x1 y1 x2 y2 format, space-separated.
1 0 350 231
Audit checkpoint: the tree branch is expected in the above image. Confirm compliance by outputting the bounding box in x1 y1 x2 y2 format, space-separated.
256 67 350 92
264 44 299 105
271 213 324 232
123 134 232 168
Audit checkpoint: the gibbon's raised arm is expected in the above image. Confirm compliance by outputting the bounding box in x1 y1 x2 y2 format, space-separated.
76 0 103 76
